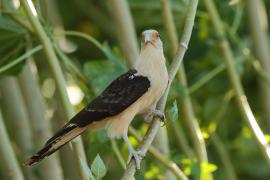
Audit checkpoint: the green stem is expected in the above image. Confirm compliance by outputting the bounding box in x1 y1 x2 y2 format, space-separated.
211 133 237 180
19 62 64 180
3 11 34 33
204 0 270 169
111 140 126 170
161 0 208 162
129 127 188 180
252 61 270 86
64 30 105 54
189 57 247 94
53 43 92 89
169 121 195 159
0 77 37 180
0 45 42 74
246 0 270 129
122 0 199 179
20 0 88 179
0 111 25 180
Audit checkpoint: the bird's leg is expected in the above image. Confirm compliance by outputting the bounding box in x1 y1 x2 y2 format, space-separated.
123 134 144 169
144 108 166 123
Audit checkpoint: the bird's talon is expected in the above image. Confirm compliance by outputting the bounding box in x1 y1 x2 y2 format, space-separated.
127 150 144 169
144 109 166 124
152 110 166 122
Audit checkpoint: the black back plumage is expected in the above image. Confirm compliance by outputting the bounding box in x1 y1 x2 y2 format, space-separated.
71 69 150 126
45 69 150 146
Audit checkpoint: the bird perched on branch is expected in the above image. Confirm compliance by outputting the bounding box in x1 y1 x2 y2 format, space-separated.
25 29 168 169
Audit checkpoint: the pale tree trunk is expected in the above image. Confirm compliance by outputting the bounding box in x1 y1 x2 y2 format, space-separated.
246 0 270 130
108 0 139 68
0 77 37 180
51 95 83 180
18 62 64 180
21 0 89 179
0 111 25 180
35 0 88 178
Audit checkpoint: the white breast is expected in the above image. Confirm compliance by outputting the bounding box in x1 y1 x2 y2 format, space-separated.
89 44 168 139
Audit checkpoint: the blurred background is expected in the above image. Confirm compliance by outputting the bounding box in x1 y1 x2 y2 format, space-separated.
0 0 270 179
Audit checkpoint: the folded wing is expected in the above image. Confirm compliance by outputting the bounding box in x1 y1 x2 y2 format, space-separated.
25 69 150 166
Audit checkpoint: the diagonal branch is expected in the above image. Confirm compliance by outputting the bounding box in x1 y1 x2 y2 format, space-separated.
129 127 187 179
122 0 199 179
161 0 208 163
204 0 270 169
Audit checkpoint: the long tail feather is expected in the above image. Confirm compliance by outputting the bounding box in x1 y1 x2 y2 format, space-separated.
24 124 85 166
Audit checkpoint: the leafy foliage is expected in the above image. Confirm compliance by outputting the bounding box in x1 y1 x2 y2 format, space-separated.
0 15 28 75
91 154 107 180
0 0 270 180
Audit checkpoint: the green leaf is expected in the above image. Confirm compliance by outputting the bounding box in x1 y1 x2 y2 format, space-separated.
96 129 109 143
0 14 29 75
190 161 217 180
79 158 95 180
167 100 178 123
200 162 217 180
91 154 107 180
1 0 17 11
83 59 124 95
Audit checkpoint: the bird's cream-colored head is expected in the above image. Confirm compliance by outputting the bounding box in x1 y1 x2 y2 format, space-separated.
135 29 167 79
141 29 163 49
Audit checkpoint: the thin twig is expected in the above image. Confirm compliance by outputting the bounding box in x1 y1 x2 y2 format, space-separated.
189 57 247 94
111 140 126 170
64 30 105 54
211 133 237 180
129 127 187 180
122 0 198 179
2 11 34 33
0 45 42 74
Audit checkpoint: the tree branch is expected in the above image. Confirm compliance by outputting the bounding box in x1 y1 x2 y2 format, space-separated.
19 62 64 180
246 0 270 129
129 127 187 180
0 77 36 180
0 111 25 180
20 0 88 179
204 0 270 169
121 0 199 179
161 0 208 163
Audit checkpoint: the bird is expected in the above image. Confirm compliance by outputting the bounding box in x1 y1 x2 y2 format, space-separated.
24 29 168 169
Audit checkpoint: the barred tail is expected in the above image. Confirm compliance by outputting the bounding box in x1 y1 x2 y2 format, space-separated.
24 124 85 166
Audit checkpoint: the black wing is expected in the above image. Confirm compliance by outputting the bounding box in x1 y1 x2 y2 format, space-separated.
70 69 150 127
30 69 150 162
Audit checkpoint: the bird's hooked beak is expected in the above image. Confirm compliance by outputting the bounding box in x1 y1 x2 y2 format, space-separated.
144 33 152 43
142 30 159 46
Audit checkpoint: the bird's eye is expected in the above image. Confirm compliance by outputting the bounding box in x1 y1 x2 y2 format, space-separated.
157 33 160 38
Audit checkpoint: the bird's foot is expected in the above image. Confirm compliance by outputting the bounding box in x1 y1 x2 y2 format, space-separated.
144 109 166 124
127 149 144 169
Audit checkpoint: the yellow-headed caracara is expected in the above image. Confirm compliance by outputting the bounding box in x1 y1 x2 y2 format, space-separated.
25 29 168 169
